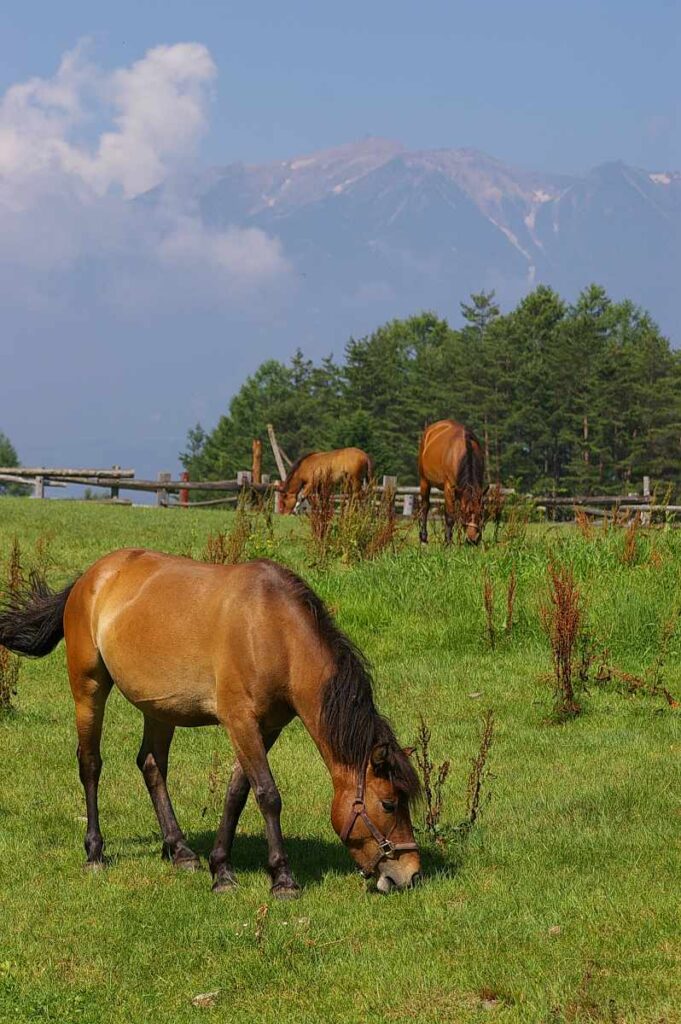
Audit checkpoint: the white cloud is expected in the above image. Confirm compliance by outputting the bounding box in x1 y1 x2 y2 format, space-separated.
0 41 288 305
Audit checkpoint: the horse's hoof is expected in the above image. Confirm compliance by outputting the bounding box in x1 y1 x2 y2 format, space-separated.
84 859 105 872
174 854 201 872
162 841 200 870
212 876 237 894
271 882 301 900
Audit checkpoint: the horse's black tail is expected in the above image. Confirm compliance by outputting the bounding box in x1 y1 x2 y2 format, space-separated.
0 573 75 657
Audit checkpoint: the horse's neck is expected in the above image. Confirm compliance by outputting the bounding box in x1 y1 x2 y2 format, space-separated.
293 690 353 793
286 468 303 492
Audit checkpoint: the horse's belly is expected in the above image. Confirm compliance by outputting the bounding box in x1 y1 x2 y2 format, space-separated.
98 632 219 726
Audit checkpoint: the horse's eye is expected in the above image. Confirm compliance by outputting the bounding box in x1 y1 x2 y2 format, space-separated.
381 800 397 814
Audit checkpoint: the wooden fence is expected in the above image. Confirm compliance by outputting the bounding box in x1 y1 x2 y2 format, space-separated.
1 466 675 520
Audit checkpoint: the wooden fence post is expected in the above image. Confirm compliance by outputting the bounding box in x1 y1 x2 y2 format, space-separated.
251 440 262 485
110 465 120 501
403 493 414 517
179 471 189 508
157 471 171 507
642 475 651 526
236 471 252 487
267 424 288 482
32 475 44 499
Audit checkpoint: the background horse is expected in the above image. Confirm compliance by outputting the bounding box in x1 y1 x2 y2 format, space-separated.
418 419 486 545
0 550 420 895
276 447 373 514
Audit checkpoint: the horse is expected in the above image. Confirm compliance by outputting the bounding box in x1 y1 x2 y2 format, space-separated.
275 447 373 514
418 419 486 545
0 550 421 896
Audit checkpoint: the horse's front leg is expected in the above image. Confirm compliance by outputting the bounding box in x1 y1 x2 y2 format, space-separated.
220 719 299 898
209 728 282 894
443 481 456 545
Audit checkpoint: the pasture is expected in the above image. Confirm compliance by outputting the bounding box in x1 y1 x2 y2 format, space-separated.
0 498 679 1024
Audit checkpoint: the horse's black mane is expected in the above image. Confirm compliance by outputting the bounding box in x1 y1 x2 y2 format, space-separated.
282 453 312 490
458 429 485 494
277 566 420 802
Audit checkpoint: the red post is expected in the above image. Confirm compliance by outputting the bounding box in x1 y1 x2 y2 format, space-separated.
179 471 189 508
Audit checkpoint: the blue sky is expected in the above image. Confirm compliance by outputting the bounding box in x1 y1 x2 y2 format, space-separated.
0 1 678 480
2 0 678 172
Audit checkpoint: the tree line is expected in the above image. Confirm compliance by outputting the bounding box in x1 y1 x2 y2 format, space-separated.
181 282 679 495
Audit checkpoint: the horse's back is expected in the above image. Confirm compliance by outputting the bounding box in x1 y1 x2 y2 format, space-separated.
64 552 309 727
306 446 371 481
419 420 468 485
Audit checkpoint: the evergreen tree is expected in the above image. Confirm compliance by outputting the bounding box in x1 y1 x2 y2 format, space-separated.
183 287 680 497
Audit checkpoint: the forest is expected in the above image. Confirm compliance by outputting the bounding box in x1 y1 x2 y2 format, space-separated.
182 284 681 495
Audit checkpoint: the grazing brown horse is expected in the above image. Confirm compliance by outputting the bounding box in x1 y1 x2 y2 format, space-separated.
276 447 373 514
0 550 420 895
418 419 486 545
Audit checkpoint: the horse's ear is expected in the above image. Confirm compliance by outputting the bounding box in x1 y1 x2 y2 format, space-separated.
370 743 391 771
403 746 416 758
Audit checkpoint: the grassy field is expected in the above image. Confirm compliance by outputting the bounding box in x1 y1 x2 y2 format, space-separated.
0 498 680 1024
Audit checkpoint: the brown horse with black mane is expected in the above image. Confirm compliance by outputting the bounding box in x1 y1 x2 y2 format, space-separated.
0 550 420 895
276 447 373 514
418 419 486 545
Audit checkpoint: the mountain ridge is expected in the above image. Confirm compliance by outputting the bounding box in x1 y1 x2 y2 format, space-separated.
162 138 680 334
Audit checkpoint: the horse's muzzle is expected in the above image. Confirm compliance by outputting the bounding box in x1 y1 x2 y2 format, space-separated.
377 868 422 893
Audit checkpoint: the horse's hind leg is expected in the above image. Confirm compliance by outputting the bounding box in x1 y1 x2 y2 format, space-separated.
137 716 199 870
71 666 113 868
419 478 431 543
209 729 281 893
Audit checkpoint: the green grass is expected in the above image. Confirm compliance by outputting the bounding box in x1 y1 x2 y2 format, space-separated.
0 499 680 1024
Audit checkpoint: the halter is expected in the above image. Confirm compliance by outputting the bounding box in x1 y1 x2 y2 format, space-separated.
339 764 419 877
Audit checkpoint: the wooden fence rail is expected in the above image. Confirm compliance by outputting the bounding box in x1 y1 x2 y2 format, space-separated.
0 467 135 479
2 465 676 521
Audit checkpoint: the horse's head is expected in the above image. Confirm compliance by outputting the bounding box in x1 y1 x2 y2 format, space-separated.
462 485 487 545
274 482 298 515
331 744 421 892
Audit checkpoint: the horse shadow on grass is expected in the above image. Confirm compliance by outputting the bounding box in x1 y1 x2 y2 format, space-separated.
116 829 452 889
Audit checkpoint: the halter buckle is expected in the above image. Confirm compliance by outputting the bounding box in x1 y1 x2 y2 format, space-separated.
379 838 396 858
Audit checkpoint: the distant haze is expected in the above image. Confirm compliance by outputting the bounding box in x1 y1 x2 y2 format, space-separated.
1 37 678 482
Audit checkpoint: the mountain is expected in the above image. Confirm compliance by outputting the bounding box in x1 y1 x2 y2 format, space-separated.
163 139 681 336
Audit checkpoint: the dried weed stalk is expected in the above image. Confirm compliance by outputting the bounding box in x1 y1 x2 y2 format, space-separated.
620 514 641 566
540 562 583 719
414 715 451 845
574 508 594 539
201 500 254 565
463 709 495 831
307 471 336 560
482 569 496 649
505 566 517 634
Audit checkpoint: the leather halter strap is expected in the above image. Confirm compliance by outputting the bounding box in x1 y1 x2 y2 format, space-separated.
339 765 419 877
